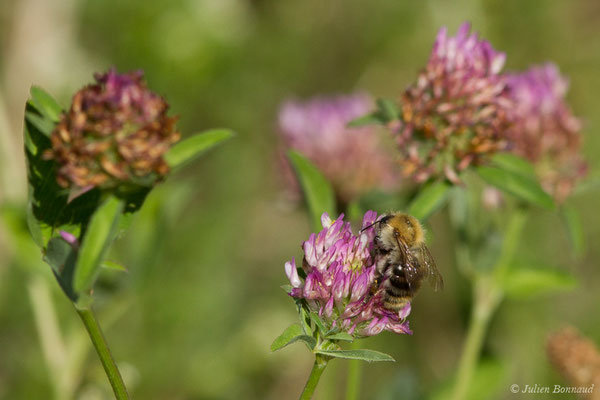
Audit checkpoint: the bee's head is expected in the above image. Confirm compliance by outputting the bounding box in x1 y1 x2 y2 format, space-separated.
387 213 424 247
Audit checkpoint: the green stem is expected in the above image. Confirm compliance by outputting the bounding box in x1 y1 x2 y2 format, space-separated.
449 204 528 400
76 307 129 400
494 209 528 277
299 354 329 400
345 342 361 400
451 277 502 400
27 275 69 400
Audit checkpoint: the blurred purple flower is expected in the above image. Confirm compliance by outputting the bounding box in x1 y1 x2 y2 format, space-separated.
285 211 411 337
505 63 586 202
396 22 513 183
45 69 180 190
278 94 399 202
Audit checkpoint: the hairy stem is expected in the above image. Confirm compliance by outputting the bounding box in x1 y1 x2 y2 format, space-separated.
299 354 329 400
76 306 129 399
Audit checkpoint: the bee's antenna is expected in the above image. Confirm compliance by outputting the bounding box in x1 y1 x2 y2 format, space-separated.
360 218 382 233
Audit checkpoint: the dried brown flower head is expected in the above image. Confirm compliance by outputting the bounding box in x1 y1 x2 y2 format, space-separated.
45 69 180 190
547 327 600 399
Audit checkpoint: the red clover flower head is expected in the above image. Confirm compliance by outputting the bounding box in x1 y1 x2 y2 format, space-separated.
45 69 180 190
285 211 411 337
505 63 586 202
278 94 399 202
396 22 513 183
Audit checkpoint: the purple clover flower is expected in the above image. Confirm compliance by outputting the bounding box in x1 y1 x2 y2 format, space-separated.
505 63 586 202
45 69 180 190
396 22 513 183
278 94 399 202
285 211 411 337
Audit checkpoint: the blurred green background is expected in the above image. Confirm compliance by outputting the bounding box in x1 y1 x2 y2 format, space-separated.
1 0 599 399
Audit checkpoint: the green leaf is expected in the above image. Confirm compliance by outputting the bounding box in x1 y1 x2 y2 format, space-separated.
292 335 317 350
30 86 62 123
73 196 125 293
325 332 354 342
499 266 576 300
347 99 399 127
376 98 399 122
24 101 102 235
44 237 78 301
271 324 316 351
26 201 46 248
561 204 585 257
271 324 303 351
25 111 55 137
45 237 74 275
315 349 395 362
101 260 128 272
408 180 451 220
164 129 234 169
347 112 382 127
297 301 312 335
489 153 536 180
476 166 554 209
287 150 336 231
309 312 328 335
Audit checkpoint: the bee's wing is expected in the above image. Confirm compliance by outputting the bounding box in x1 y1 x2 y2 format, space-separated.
418 244 444 291
395 235 419 293
395 235 415 268
403 262 420 290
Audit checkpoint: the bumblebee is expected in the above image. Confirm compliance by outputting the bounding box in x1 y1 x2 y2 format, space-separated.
365 212 443 311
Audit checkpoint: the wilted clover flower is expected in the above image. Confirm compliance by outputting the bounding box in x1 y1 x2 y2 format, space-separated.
547 327 600 398
278 94 399 202
505 64 586 202
396 22 513 183
45 69 180 190
285 211 411 337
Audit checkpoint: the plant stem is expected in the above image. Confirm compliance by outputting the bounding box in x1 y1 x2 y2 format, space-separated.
345 342 361 400
450 206 528 400
76 306 129 399
27 275 69 400
299 354 329 400
450 277 502 400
